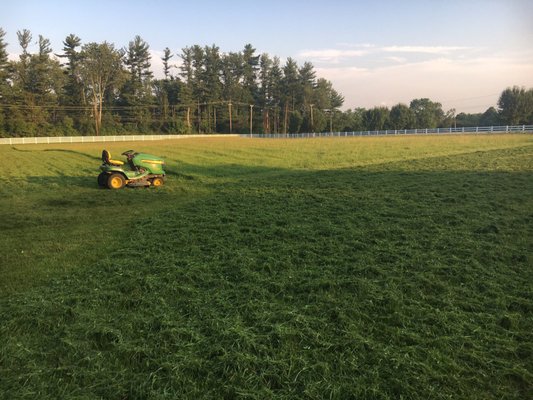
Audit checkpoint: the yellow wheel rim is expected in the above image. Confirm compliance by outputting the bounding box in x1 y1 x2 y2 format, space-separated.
153 178 162 187
110 176 123 189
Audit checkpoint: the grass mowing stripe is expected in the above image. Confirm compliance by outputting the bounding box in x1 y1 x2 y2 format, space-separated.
0 136 532 399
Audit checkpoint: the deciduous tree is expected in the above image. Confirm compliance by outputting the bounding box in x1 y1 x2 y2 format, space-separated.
389 103 414 129
410 98 444 128
78 42 123 135
498 86 533 124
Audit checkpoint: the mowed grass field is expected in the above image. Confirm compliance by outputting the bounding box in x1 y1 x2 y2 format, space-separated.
0 134 532 399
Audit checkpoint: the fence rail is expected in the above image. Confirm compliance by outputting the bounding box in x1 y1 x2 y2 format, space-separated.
247 125 533 139
0 133 239 145
1 125 531 145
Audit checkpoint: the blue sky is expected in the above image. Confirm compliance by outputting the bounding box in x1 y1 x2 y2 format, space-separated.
2 0 533 112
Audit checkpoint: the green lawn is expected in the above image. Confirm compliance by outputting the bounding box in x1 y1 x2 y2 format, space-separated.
0 135 532 399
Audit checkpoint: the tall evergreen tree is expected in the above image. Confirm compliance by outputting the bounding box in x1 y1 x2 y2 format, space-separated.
28 35 61 105
17 29 31 60
203 44 222 102
162 47 173 79
259 53 273 133
0 28 8 134
298 61 316 131
0 28 9 96
121 35 153 130
58 34 84 105
242 44 259 103
14 29 32 93
281 58 299 133
298 61 316 106
268 56 283 133
123 35 152 99
57 34 86 132
178 46 196 132
203 45 222 132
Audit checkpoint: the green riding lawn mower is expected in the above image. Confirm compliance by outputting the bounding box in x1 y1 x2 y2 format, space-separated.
98 149 166 189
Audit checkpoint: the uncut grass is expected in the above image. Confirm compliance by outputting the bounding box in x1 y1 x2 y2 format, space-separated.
1 136 532 399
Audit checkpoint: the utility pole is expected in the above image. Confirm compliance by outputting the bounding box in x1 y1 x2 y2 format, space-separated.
310 103 314 134
326 109 333 133
228 101 232 133
197 100 201 133
249 104 254 137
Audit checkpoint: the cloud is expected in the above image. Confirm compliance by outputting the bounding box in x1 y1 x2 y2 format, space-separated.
386 56 407 63
150 49 181 79
298 43 475 65
7 52 20 62
298 48 368 63
315 55 533 112
381 45 471 54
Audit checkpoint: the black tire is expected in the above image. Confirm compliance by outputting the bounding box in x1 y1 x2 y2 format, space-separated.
97 172 108 187
107 173 125 190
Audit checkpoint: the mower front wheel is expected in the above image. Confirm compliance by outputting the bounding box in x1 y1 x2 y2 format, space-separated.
151 177 164 187
107 173 126 190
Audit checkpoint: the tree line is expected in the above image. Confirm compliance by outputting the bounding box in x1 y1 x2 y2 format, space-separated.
0 27 531 137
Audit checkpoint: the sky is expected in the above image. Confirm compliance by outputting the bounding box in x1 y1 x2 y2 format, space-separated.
2 0 533 113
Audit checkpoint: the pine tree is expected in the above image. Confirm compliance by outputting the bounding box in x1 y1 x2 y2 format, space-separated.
0 28 8 78
242 44 259 104
122 35 153 131
178 47 196 132
162 47 173 79
0 28 9 97
259 53 273 133
123 35 152 98
298 61 316 131
268 57 283 133
0 28 9 134
203 45 222 132
282 58 299 133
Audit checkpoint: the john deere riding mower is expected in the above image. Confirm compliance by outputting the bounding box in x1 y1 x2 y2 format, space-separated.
98 150 166 189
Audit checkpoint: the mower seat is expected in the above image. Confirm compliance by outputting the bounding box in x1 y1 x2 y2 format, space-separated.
102 149 124 166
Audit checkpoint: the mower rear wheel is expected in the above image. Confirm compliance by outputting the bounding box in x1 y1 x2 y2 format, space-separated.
151 177 164 187
97 172 108 187
107 173 125 190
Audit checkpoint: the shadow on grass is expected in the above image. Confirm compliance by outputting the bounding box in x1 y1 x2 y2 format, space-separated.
11 146 100 161
26 175 102 189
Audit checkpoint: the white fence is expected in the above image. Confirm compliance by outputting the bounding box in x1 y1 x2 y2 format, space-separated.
0 126 531 145
0 133 239 145
248 125 533 139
